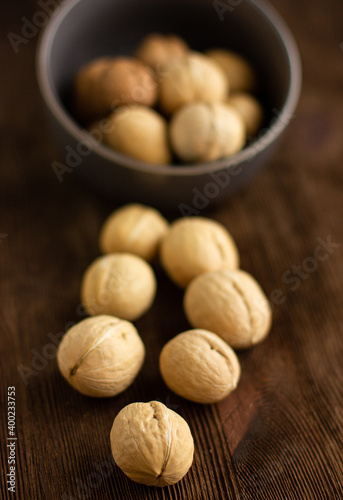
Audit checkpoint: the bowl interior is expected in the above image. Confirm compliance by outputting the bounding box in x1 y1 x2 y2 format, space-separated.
42 0 298 173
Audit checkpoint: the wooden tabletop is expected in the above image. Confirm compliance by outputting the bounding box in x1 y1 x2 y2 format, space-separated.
1 0 343 498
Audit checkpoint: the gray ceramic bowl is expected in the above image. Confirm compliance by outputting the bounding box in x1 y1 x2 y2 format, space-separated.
37 0 301 211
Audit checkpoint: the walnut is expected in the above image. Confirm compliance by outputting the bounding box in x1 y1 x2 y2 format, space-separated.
74 57 157 122
159 52 228 114
226 92 263 136
206 49 257 93
170 102 246 162
81 253 156 321
160 329 240 403
110 401 194 486
160 217 239 287
135 33 188 71
184 269 272 349
103 106 171 164
99 204 169 261
57 315 145 397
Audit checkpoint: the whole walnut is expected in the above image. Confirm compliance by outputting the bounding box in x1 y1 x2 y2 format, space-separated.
159 52 228 114
110 401 194 486
57 315 145 397
103 106 171 164
73 57 113 122
81 253 156 321
159 329 241 404
184 269 272 349
160 217 239 288
206 49 257 93
170 102 246 162
226 92 263 137
74 57 157 122
99 204 169 261
135 33 189 71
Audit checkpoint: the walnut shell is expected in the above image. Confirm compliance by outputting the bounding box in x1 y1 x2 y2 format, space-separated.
110 401 194 486
103 106 171 164
73 57 113 122
159 329 240 404
160 217 239 288
57 315 145 397
81 253 156 321
135 33 189 71
170 102 246 162
99 204 169 261
159 52 228 114
74 57 157 122
226 92 263 137
206 49 257 93
184 269 272 349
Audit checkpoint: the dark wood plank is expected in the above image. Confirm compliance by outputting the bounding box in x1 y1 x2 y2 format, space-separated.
215 0 343 497
1 1 343 499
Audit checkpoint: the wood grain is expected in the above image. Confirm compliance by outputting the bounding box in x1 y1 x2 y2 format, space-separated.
1 0 343 499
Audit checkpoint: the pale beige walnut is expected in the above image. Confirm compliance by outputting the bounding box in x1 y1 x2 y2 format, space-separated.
206 49 257 93
159 52 228 114
226 92 263 137
159 329 240 404
170 102 246 162
99 204 169 261
74 57 157 122
110 401 194 486
160 217 239 288
135 33 189 71
184 269 272 349
81 253 156 321
57 315 145 397
103 106 171 164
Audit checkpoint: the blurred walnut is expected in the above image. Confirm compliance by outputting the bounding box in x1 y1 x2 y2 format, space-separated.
74 57 157 122
226 92 263 136
135 33 189 71
159 52 228 114
170 102 246 162
73 57 113 122
206 49 257 93
103 106 171 164
99 204 169 261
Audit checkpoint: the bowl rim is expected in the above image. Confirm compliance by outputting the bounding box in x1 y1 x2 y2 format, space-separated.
36 0 302 177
